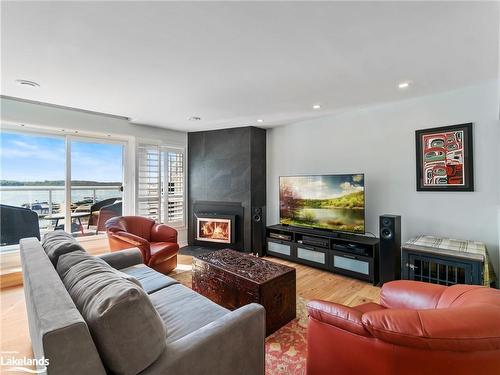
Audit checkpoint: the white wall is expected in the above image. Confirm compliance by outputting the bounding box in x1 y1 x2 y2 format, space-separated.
0 97 188 244
267 81 500 274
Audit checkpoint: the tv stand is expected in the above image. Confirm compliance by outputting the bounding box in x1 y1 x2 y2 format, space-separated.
266 224 380 285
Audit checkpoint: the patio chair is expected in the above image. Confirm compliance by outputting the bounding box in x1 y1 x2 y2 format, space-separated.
87 197 120 228
0 204 40 246
96 201 122 234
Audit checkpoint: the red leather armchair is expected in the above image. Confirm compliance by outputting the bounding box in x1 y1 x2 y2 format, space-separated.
307 281 500 375
105 216 179 274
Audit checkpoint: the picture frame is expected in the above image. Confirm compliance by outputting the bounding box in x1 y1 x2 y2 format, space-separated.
415 123 474 191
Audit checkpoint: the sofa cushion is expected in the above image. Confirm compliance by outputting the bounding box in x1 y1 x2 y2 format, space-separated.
41 230 86 266
120 264 179 294
57 251 141 288
150 283 229 343
61 257 166 375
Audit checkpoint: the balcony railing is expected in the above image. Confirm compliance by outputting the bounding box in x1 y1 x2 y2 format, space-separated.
0 185 121 233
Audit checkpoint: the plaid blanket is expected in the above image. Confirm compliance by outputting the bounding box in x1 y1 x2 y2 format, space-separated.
406 235 486 255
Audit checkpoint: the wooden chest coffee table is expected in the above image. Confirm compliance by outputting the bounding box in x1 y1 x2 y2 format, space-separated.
192 249 296 335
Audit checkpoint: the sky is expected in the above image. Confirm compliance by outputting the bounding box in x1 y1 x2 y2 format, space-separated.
281 174 364 200
0 132 123 182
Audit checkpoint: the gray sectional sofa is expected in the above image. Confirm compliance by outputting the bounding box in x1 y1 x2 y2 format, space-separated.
20 232 265 375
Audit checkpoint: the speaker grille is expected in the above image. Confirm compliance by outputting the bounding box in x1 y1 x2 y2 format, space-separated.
380 227 393 240
381 218 392 227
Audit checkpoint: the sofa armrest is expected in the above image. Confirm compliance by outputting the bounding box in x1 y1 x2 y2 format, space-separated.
380 280 446 309
98 248 143 269
151 223 178 243
142 303 265 375
307 300 371 337
362 305 500 352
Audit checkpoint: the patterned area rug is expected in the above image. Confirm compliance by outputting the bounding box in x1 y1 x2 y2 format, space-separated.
265 297 308 375
171 269 308 375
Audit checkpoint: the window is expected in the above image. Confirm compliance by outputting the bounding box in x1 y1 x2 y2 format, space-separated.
70 139 124 237
136 142 185 227
163 149 184 226
136 143 161 221
0 131 65 248
0 129 127 251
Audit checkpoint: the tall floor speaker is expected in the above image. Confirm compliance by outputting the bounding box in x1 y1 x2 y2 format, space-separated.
251 207 265 256
379 215 401 285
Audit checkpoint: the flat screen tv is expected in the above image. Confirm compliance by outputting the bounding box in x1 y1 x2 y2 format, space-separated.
279 174 365 234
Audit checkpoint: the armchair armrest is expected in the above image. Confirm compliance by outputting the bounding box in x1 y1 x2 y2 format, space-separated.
143 303 265 375
111 231 149 247
307 300 371 337
151 223 178 243
98 248 143 270
110 231 150 262
362 305 500 352
380 280 446 309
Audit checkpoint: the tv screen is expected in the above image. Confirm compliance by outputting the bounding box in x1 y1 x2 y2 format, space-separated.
279 174 365 234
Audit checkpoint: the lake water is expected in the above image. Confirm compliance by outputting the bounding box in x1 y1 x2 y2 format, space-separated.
298 207 364 226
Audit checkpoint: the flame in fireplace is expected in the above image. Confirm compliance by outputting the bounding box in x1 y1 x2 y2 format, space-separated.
198 218 231 243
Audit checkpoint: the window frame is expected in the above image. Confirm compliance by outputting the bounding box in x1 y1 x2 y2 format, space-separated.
135 142 162 222
135 140 187 229
162 146 186 229
0 124 132 247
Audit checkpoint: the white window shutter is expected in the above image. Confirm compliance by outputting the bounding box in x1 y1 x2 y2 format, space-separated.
161 147 185 227
136 143 161 221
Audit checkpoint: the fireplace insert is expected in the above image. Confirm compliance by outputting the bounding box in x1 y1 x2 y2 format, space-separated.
195 213 236 244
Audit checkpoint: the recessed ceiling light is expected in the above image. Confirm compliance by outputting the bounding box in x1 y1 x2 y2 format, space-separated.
398 81 411 89
312 104 321 110
16 79 40 88
257 119 264 123
188 116 202 121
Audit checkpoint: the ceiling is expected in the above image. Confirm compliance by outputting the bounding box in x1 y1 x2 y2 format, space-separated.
1 1 498 132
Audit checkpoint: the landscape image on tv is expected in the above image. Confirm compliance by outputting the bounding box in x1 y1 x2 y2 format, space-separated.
279 174 365 233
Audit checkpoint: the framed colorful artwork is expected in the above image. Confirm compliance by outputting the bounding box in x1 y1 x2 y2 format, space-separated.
415 123 474 191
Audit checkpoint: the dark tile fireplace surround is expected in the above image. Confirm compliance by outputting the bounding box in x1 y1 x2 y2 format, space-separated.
188 127 266 255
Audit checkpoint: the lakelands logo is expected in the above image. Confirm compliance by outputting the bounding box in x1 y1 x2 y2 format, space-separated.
0 351 49 374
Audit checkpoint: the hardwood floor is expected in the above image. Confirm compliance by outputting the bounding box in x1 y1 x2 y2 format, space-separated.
0 241 380 365
269 256 380 306
0 286 33 361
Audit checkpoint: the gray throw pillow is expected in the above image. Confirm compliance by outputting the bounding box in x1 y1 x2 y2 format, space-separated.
57 251 142 288
61 258 166 375
41 230 86 266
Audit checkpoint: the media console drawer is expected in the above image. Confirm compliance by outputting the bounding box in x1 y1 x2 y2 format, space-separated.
296 245 329 269
331 250 374 282
267 239 293 257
